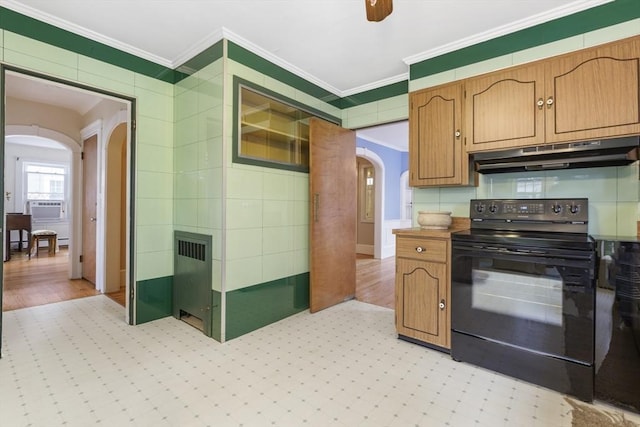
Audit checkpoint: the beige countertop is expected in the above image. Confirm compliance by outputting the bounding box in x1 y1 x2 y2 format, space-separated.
392 217 470 238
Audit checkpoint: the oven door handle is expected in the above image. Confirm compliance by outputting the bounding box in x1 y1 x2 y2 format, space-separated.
453 243 595 263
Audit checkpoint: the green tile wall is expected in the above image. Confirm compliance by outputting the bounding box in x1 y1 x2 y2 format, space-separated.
136 276 173 324
2 3 640 338
211 290 222 341
225 273 309 340
409 0 640 82
0 6 175 82
412 164 640 237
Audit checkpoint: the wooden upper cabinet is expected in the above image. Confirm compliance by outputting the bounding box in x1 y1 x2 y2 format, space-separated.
546 37 640 143
465 35 640 152
465 64 545 152
409 83 468 186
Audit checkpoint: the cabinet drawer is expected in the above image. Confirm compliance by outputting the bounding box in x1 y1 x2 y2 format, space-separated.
396 237 447 263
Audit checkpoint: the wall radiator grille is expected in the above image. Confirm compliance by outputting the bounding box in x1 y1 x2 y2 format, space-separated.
173 231 213 336
178 239 206 261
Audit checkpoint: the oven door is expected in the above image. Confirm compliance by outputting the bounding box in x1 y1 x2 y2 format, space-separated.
451 239 596 364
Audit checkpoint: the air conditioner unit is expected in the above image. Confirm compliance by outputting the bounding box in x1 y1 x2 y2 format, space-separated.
26 200 64 222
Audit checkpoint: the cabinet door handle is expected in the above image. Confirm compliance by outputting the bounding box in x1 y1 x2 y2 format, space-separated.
313 193 319 222
546 96 554 108
537 98 544 110
439 299 446 310
455 129 461 139
415 246 424 253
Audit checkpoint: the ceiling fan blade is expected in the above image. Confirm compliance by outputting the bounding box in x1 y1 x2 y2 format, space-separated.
365 0 393 22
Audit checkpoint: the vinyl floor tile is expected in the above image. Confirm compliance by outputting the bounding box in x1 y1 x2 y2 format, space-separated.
1 296 639 427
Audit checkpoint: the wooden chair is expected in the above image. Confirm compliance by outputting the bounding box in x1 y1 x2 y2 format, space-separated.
30 230 57 257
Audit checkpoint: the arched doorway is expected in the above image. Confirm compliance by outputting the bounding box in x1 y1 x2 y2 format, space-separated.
355 147 384 259
104 121 128 294
5 126 82 278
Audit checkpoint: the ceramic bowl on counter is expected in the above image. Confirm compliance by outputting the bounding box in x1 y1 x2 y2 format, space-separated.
417 211 452 230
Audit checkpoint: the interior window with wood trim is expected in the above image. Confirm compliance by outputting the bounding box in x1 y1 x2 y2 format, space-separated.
237 84 311 171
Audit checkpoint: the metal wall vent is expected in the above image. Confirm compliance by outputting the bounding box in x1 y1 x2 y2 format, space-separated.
178 239 206 261
173 231 213 337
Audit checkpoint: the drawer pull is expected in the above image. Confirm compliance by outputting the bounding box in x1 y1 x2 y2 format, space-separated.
415 246 424 253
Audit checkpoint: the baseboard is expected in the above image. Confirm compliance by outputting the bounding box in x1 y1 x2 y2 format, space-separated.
356 244 374 255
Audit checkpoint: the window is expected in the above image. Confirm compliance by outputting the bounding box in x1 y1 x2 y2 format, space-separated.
233 77 341 172
360 164 375 222
25 163 66 200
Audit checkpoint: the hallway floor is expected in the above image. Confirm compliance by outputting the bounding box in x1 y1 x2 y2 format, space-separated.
1 296 638 426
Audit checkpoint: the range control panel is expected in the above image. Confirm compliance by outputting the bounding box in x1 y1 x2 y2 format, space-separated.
470 198 588 223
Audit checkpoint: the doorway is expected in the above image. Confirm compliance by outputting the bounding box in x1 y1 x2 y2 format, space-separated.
1 68 134 322
355 147 385 259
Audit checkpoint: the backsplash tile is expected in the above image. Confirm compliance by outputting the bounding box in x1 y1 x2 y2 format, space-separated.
415 164 640 236
545 167 617 201
617 163 639 202
616 202 639 236
589 202 618 235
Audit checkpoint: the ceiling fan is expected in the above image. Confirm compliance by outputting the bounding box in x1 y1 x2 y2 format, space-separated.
365 0 393 22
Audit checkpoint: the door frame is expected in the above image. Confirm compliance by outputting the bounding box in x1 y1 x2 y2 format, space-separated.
81 123 100 287
0 65 137 328
355 147 385 259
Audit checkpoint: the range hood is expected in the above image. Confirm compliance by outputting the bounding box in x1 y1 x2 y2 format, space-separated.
474 137 640 174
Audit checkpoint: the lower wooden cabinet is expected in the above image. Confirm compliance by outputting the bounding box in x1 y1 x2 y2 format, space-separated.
394 234 451 350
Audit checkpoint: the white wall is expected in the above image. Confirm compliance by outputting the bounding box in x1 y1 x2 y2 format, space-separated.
4 142 71 213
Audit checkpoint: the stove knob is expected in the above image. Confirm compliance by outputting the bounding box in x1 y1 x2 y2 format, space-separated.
475 203 485 214
551 204 562 214
569 204 580 214
488 204 498 214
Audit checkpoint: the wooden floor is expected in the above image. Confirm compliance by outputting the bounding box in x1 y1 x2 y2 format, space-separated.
2 248 393 312
355 253 395 309
2 247 126 311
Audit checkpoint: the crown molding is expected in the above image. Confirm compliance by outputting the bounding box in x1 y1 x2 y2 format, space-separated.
341 73 408 97
0 0 173 67
357 135 408 152
220 27 344 96
403 0 614 65
171 27 225 68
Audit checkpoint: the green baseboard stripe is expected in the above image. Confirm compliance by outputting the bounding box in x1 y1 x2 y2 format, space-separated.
225 273 310 341
211 290 222 342
136 276 173 324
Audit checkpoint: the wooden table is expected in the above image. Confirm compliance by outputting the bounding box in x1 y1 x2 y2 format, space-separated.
6 213 32 261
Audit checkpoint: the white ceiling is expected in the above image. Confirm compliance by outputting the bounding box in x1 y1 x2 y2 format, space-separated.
1 0 611 151
5 71 104 115
357 121 409 151
2 0 610 96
